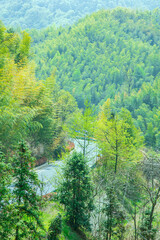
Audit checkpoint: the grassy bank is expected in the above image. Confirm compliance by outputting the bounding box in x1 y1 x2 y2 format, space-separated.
41 201 84 240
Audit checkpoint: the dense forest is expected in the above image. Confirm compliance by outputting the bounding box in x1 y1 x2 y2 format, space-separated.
0 0 159 29
0 6 160 240
30 8 160 149
0 22 77 159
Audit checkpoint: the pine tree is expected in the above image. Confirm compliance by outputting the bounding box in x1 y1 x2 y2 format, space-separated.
0 151 13 239
58 152 94 230
12 141 44 239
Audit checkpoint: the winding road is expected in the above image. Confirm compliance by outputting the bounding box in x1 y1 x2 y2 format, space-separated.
35 139 98 195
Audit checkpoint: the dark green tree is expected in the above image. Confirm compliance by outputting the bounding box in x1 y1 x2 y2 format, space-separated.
101 176 126 240
0 151 13 239
48 214 62 240
12 141 44 239
139 208 157 240
58 152 94 230
122 166 144 240
139 151 160 240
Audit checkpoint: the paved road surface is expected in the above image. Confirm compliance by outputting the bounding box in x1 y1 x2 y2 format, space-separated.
35 139 98 195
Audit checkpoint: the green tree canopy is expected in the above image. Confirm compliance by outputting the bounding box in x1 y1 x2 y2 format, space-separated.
58 152 94 230
12 141 45 239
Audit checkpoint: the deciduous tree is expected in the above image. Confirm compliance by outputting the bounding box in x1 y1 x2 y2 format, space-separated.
96 99 143 173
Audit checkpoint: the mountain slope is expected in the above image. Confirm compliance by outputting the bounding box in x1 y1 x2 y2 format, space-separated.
0 0 159 29
31 8 160 108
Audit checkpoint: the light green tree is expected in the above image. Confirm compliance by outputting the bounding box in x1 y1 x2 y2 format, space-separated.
96 99 143 173
66 101 96 157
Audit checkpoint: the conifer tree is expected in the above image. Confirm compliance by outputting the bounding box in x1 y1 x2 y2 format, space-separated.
12 141 44 239
58 152 94 230
0 151 13 239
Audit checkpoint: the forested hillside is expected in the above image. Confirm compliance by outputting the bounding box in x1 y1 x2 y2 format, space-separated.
30 8 160 149
1 7 160 240
1 8 159 157
0 0 159 29
31 8 160 107
0 21 77 159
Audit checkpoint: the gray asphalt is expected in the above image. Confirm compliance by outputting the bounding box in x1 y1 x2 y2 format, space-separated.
35 139 98 195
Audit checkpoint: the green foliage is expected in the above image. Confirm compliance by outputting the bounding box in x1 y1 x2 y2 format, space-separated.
58 152 94 230
96 99 143 173
138 151 160 240
14 31 31 65
103 186 126 240
139 209 157 240
31 8 160 110
0 1 159 29
29 8 160 149
0 7 160 240
42 201 84 240
114 76 160 149
66 100 95 156
12 141 45 239
92 167 130 239
48 214 62 240
92 124 145 239
0 24 78 158
0 151 13 239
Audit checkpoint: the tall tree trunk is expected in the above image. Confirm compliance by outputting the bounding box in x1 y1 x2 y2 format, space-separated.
15 226 19 240
83 134 86 156
114 119 118 174
149 187 160 231
133 205 137 240
115 139 118 174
